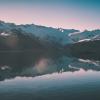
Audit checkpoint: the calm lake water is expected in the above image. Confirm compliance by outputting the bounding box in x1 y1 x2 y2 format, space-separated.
0 52 100 100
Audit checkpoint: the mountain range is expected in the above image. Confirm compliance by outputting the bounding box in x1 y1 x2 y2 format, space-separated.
0 20 100 60
0 20 100 44
0 20 78 45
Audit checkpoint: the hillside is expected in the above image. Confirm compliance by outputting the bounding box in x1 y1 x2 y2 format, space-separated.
65 40 100 60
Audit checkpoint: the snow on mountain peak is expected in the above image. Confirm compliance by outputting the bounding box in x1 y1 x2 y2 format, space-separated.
69 29 100 42
0 32 10 36
1 20 100 44
68 31 81 37
0 21 79 44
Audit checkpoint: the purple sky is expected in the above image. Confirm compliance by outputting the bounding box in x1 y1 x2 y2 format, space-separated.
0 0 100 30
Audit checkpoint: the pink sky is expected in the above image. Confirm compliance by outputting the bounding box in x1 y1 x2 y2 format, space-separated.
0 1 100 31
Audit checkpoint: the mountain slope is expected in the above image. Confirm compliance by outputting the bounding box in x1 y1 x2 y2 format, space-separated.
69 29 100 42
65 39 100 60
0 21 79 45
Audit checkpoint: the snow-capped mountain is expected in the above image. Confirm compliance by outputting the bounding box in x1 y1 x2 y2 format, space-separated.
69 30 100 42
0 21 79 45
17 25 78 44
1 20 100 45
0 20 100 60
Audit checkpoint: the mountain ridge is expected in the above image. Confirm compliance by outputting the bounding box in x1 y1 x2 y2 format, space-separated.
0 20 79 45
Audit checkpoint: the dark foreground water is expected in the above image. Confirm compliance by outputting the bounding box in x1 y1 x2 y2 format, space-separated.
0 52 100 100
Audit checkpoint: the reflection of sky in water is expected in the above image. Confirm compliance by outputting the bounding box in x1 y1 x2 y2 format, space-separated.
35 58 52 73
0 54 100 99
0 69 100 98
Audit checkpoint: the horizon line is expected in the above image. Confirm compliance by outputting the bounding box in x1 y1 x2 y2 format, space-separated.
0 20 100 32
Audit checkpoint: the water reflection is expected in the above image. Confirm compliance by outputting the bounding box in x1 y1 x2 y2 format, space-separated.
0 51 100 81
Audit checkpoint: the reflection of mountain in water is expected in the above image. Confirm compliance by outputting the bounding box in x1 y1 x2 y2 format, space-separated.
0 52 100 81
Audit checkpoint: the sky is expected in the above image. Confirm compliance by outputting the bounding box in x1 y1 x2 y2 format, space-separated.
0 0 100 30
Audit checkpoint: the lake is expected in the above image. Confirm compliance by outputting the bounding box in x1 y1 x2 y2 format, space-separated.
0 52 100 100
